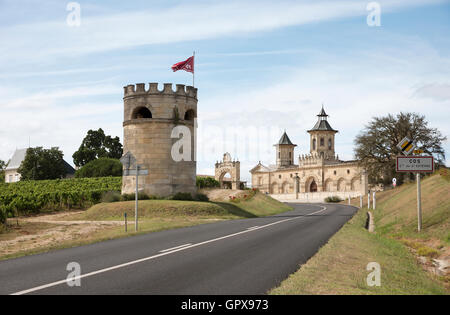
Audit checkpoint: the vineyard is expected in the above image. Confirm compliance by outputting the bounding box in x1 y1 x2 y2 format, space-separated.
0 177 121 221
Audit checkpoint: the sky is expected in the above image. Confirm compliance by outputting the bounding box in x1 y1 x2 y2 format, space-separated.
0 0 449 183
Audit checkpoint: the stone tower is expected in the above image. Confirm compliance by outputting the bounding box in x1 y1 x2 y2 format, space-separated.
274 131 297 167
307 106 338 158
122 82 197 197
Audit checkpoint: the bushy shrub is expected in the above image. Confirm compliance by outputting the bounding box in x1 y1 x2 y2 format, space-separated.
172 192 193 201
101 191 121 203
0 206 6 225
324 196 343 203
196 177 220 189
194 193 209 202
75 158 122 178
121 192 152 201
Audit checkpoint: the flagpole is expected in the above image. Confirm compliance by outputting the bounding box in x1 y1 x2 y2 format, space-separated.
193 51 195 87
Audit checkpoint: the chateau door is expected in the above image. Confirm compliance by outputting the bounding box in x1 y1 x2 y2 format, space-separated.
310 181 318 192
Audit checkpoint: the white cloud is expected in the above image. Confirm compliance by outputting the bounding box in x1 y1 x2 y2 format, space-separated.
0 0 445 67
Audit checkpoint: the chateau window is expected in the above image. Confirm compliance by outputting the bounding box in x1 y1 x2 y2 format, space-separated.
334 170 337 175
290 174 293 178
347 169 350 174
328 138 332 150
313 139 316 150
278 152 281 158
279 175 281 179
320 138 324 146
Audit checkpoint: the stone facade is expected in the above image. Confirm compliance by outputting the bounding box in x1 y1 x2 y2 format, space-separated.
250 107 368 200
122 83 197 196
215 153 241 189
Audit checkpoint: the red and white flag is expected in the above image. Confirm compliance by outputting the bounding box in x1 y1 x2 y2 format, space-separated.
171 56 194 73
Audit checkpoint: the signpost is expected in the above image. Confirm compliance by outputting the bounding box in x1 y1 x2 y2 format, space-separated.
395 138 433 232
120 152 149 232
396 136 415 156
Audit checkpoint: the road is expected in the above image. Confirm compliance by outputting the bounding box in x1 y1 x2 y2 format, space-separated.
0 203 357 295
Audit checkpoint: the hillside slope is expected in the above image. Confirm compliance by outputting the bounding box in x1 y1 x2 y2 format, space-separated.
271 173 449 295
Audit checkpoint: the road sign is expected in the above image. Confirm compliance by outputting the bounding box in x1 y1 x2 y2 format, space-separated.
413 149 424 154
120 151 136 170
396 156 434 173
396 137 415 156
392 178 397 187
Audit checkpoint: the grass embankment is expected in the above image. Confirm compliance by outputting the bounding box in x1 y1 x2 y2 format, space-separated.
271 173 449 295
0 191 291 260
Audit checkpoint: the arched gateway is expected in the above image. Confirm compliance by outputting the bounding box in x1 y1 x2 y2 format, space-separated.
215 153 241 190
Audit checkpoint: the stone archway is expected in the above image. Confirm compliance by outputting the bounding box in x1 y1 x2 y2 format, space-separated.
324 178 333 192
351 176 360 191
271 182 279 194
305 176 319 193
215 153 241 190
337 178 346 192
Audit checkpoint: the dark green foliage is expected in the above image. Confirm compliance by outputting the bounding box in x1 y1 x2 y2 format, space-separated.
324 196 343 203
0 177 121 217
18 147 67 180
101 191 122 203
75 158 122 178
196 176 220 189
0 159 6 183
194 193 209 202
172 192 193 201
73 128 123 167
120 192 152 201
354 112 446 185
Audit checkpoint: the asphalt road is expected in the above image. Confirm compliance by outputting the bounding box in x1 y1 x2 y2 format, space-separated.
0 203 357 295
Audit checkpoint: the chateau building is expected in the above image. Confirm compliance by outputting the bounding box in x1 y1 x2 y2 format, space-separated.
250 107 368 201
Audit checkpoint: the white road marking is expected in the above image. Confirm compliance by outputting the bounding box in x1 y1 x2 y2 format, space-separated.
159 243 192 253
246 226 259 230
11 206 327 295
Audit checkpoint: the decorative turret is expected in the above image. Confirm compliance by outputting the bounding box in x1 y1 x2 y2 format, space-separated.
307 105 338 159
274 131 297 168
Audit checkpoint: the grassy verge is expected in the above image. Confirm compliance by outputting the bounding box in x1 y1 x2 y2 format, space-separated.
271 173 449 295
0 191 292 261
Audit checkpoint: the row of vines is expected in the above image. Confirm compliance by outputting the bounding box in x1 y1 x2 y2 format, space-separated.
0 177 122 221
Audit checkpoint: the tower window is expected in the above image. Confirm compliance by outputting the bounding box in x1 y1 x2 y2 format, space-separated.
184 109 196 121
132 107 152 119
320 138 324 146
328 138 332 150
313 139 316 150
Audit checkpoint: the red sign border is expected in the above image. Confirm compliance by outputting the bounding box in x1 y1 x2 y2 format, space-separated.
396 156 434 173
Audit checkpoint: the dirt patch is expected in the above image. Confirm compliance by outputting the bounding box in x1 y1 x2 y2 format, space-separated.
1 212 123 259
199 188 246 202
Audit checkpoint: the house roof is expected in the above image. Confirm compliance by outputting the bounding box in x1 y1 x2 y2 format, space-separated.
5 148 27 170
5 148 75 175
276 131 296 146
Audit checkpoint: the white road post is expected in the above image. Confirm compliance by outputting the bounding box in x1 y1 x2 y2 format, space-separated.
368 193 370 209
417 173 422 232
348 195 351 205
360 195 363 208
373 191 376 210
135 164 139 232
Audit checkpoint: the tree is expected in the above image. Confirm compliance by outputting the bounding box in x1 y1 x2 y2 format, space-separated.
72 128 123 167
0 159 7 183
354 112 446 185
75 158 122 178
18 147 67 180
